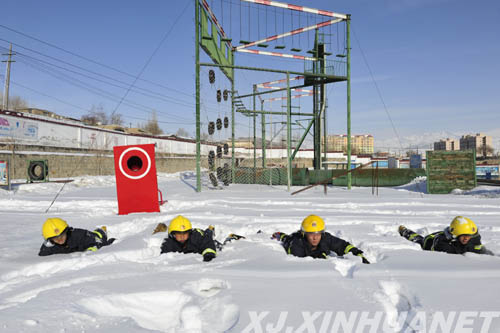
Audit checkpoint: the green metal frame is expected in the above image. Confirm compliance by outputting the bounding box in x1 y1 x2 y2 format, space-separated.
195 0 352 191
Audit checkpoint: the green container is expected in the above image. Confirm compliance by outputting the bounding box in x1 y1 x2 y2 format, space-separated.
312 168 426 187
351 169 426 186
308 169 334 184
291 168 309 186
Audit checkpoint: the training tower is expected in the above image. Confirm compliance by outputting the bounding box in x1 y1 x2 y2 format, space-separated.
195 0 352 192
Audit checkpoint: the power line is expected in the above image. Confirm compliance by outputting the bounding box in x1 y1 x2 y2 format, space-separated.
0 41 220 110
0 42 226 118
352 27 404 150
8 48 200 110
0 74 192 126
0 23 198 98
111 1 192 115
16 54 193 122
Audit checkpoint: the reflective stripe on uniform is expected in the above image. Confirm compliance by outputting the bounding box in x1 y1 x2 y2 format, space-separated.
322 252 327 258
87 246 98 252
474 245 483 250
344 244 355 254
424 233 439 250
202 248 216 256
408 233 418 241
196 229 204 236
93 231 103 239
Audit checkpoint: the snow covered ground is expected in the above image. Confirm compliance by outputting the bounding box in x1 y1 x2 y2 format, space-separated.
1 173 500 332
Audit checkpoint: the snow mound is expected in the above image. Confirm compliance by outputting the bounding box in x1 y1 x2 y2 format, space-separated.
395 176 427 193
79 280 239 333
79 291 192 332
453 186 500 198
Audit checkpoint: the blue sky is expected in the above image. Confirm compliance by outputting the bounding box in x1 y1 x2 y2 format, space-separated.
1 0 499 150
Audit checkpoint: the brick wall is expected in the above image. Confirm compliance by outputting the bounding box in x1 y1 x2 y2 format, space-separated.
0 143 208 180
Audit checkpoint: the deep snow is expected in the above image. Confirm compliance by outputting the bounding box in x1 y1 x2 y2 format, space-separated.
1 173 500 332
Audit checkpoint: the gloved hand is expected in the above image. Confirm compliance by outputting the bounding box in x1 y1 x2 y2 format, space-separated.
203 252 216 262
349 247 363 256
271 232 284 240
152 223 168 235
349 247 370 264
228 233 245 240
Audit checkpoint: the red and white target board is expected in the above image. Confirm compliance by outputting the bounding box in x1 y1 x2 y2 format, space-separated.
113 144 160 215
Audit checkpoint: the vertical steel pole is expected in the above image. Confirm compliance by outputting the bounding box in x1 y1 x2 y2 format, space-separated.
253 85 257 175
8 157 12 191
321 36 327 171
231 53 235 182
346 15 352 189
287 72 292 191
323 90 327 194
195 0 202 192
2 44 13 110
261 99 266 168
313 30 320 170
323 98 327 170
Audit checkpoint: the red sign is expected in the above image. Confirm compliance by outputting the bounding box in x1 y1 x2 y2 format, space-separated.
113 144 160 215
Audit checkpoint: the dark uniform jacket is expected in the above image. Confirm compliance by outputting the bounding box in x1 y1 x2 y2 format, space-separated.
160 228 217 257
422 228 492 255
38 227 113 256
282 231 356 259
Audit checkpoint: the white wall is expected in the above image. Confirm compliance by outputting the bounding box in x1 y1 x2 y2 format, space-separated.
0 111 215 155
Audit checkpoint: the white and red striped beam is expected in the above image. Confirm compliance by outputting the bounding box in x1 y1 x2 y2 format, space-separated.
236 48 317 61
240 0 348 20
263 92 313 102
235 18 342 51
201 0 233 48
257 76 303 87
259 86 312 93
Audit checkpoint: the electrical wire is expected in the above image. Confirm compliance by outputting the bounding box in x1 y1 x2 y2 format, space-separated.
352 27 404 150
0 40 221 112
0 74 192 125
0 24 198 98
111 1 192 116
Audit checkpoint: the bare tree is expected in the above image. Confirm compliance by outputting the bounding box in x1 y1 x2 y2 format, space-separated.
1 95 28 110
81 104 123 126
110 113 124 126
142 110 163 135
480 144 494 158
176 128 190 137
406 150 418 157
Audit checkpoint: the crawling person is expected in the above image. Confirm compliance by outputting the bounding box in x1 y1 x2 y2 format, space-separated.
399 216 494 255
39 218 115 256
272 215 370 264
159 215 217 262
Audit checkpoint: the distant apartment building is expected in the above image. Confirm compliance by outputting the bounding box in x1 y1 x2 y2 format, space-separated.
434 138 460 151
326 134 374 154
460 133 493 157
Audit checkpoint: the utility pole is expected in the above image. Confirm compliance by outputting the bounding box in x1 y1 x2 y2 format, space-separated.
2 44 15 110
2 44 15 191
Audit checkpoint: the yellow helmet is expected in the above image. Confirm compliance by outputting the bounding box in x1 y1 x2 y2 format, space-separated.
301 215 325 233
42 218 69 240
168 215 192 234
449 216 478 237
